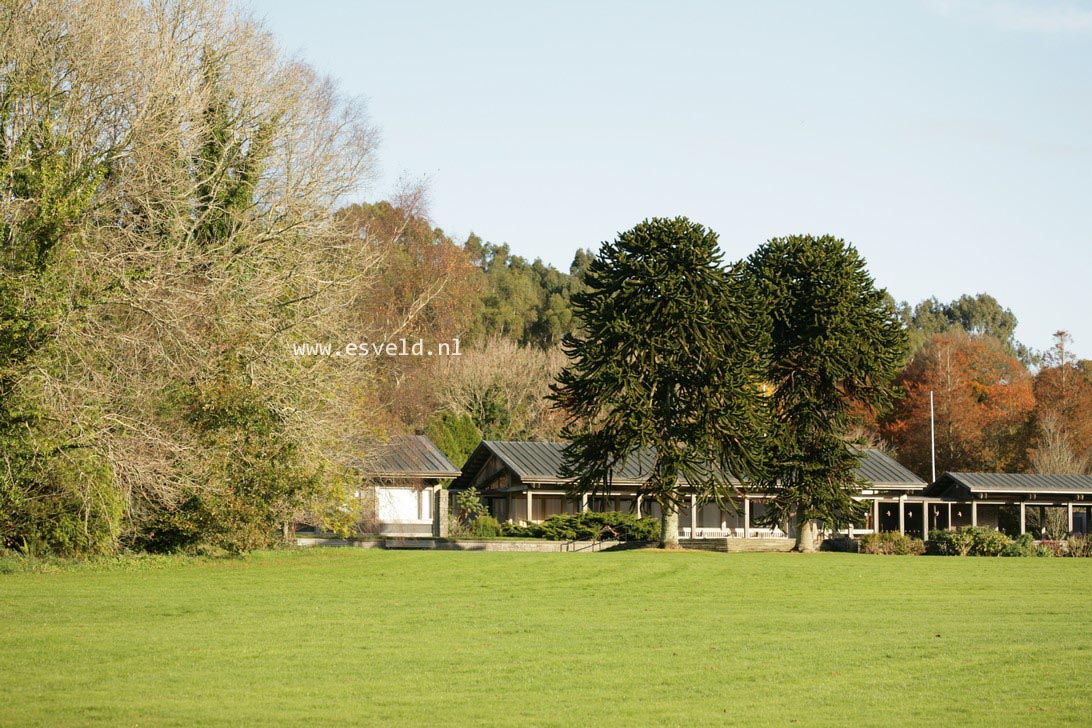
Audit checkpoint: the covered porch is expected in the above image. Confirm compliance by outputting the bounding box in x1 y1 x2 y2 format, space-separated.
923 472 1092 539
485 487 795 539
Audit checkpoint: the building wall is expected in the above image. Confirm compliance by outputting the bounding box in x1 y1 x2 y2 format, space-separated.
376 485 431 524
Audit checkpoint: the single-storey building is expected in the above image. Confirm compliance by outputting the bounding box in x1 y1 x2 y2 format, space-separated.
449 440 927 540
921 472 1092 537
359 435 461 536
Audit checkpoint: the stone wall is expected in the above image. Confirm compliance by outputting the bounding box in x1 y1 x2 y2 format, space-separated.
295 536 654 552
677 537 797 553
726 537 796 553
296 535 799 552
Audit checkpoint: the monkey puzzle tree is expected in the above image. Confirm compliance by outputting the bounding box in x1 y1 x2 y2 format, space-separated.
551 217 770 548
744 235 907 552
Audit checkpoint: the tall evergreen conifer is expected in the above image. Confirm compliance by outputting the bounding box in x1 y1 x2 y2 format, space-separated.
551 217 769 548
744 235 907 552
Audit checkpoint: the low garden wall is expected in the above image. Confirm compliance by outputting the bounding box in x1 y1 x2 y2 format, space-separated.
295 536 653 552
679 538 797 553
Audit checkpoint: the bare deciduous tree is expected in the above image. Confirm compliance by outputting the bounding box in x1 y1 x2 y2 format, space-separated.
0 0 425 552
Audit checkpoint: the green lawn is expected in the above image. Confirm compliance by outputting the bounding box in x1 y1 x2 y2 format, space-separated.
2 549 1090 726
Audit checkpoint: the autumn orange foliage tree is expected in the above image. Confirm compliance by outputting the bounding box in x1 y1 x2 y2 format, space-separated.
881 331 1034 478
1030 331 1092 473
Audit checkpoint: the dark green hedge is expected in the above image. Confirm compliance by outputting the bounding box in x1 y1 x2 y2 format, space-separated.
502 511 660 542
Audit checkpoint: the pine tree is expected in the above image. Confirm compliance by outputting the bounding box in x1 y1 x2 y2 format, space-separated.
551 217 770 548
744 235 907 552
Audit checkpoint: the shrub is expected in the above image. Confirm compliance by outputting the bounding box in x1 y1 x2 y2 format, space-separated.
969 527 1011 557
927 527 1012 556
498 522 542 539
6 451 125 558
467 515 502 538
1002 533 1036 557
859 532 924 555
820 537 859 553
1066 535 1092 557
455 487 488 525
500 511 660 542
927 529 974 556
1036 540 1066 557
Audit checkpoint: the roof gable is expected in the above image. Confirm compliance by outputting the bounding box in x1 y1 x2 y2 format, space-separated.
364 435 461 479
855 448 927 488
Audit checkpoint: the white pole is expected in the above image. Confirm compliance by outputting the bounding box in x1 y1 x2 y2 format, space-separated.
930 390 937 483
689 493 698 538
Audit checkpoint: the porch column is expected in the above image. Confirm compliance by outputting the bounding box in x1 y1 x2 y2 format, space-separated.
743 497 751 539
433 487 449 537
526 490 534 523
898 496 905 536
1068 503 1075 534
971 501 977 527
689 493 697 537
581 493 589 513
1019 502 1026 535
947 502 953 531
635 494 643 517
873 499 880 533
922 504 928 541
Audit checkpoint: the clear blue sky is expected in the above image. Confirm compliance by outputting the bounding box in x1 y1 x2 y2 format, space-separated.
254 0 1092 359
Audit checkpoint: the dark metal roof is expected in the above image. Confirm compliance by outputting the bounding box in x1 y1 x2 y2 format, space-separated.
483 440 656 485
926 472 1092 496
451 440 924 490
855 448 927 488
363 435 461 479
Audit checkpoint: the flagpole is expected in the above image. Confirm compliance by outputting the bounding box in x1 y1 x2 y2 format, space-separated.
930 390 936 483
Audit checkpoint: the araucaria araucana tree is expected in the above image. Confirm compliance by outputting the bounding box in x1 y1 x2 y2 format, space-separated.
744 235 907 552
551 217 770 548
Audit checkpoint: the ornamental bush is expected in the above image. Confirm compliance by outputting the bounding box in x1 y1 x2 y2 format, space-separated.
500 512 659 542
926 527 1092 557
496 522 539 538
1002 533 1036 557
927 529 974 556
1065 536 1092 557
969 527 1011 557
1036 540 1066 557
927 527 1011 556
467 515 502 538
859 532 925 555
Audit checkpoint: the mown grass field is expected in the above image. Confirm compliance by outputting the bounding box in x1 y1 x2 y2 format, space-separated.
2 548 1090 727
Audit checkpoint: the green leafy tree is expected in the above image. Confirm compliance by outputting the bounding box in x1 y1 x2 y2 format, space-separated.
1 107 110 553
192 50 278 249
898 293 1033 364
745 235 907 552
145 355 335 554
465 237 590 349
423 411 481 468
552 217 770 548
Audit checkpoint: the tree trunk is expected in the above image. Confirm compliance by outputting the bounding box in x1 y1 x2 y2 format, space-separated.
795 517 819 553
660 506 680 549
